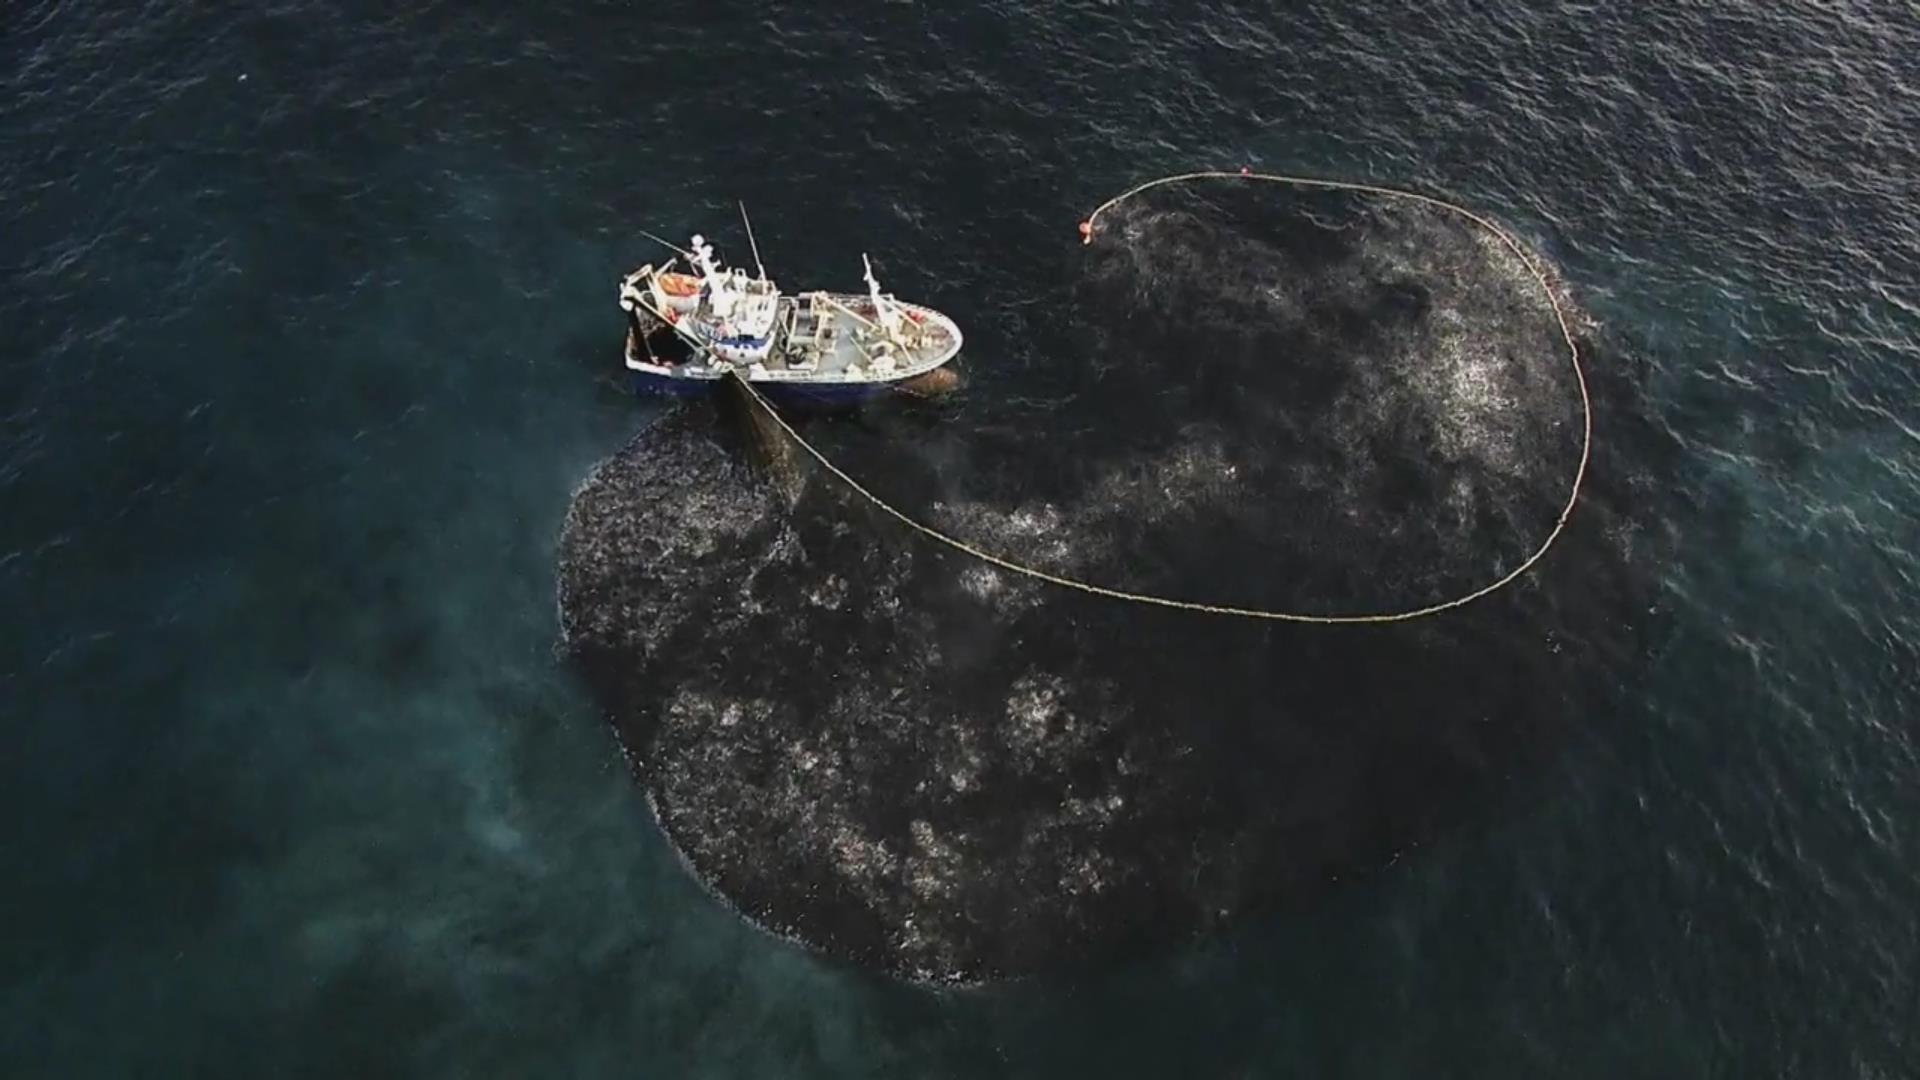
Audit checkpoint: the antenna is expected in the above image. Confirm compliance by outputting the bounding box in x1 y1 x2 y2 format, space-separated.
640 229 691 257
862 253 899 337
738 201 767 280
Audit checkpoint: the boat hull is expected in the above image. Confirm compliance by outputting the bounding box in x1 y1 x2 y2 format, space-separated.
629 367 909 404
624 295 962 408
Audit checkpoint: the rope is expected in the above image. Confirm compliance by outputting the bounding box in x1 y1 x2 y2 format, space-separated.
730 171 1592 624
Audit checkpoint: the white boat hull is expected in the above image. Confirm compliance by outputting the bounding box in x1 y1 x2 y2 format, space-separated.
626 295 962 400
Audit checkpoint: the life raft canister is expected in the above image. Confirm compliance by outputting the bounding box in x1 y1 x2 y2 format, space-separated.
656 272 700 297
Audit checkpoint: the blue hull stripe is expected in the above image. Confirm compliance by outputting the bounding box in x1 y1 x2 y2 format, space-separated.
630 369 896 403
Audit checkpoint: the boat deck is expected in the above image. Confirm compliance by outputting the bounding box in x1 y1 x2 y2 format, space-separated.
629 290 962 386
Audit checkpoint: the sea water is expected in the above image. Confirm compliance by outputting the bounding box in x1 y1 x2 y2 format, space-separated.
4 3 1916 1075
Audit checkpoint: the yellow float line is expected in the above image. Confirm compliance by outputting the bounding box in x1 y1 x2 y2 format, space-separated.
732 171 1591 624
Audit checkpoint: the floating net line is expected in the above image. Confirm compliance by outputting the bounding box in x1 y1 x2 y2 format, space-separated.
730 171 1592 625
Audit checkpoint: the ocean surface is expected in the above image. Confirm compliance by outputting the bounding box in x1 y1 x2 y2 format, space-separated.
5 1 1917 1076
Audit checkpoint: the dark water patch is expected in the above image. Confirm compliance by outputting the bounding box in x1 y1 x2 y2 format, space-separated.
559 190 1673 983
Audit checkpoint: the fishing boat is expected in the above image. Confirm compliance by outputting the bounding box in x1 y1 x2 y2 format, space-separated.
617 207 963 404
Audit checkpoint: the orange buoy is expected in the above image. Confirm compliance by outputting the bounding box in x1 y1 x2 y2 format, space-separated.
1077 220 1093 244
1239 165 1252 176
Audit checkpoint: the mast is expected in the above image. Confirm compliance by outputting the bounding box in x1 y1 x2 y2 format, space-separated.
739 201 767 281
862 253 901 338
688 234 722 287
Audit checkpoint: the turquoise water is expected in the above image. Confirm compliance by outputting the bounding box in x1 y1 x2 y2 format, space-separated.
5 2 1917 1075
